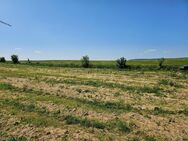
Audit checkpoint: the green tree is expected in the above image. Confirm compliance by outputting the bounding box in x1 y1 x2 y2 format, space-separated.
116 57 127 69
158 58 165 68
11 55 19 64
81 55 90 68
0 57 6 63
27 58 31 64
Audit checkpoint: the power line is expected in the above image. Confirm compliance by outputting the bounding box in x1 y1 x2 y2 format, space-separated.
0 20 11 27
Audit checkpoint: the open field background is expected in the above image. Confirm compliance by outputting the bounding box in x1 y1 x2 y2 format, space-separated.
5 58 188 69
0 60 188 141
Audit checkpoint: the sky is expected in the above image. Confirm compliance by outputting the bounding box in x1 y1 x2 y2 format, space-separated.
0 0 188 60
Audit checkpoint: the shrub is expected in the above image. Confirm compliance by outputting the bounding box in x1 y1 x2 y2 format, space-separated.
11 55 19 64
116 57 127 69
0 57 6 63
158 58 165 68
81 55 90 68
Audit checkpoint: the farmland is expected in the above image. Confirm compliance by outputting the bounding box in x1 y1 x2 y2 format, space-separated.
0 60 188 141
18 58 188 69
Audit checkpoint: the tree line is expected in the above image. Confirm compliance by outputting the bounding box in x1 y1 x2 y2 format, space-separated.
0 55 165 69
0 55 19 64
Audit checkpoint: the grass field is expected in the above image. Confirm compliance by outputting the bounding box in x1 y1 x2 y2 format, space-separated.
17 58 188 69
0 61 188 141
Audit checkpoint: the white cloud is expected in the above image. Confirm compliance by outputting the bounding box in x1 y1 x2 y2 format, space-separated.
144 49 157 53
14 47 22 50
34 50 41 54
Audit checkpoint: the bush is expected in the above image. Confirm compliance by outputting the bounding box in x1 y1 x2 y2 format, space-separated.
81 55 90 68
116 57 127 69
158 58 165 68
11 55 19 64
0 57 6 63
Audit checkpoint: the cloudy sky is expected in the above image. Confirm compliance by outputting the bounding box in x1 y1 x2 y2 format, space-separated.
0 0 187 60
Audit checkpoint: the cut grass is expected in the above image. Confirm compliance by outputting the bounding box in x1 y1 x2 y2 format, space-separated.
108 119 135 133
64 115 106 129
43 77 164 95
0 83 182 117
0 83 133 113
0 70 165 96
153 107 175 115
0 62 188 140
0 98 135 132
179 107 188 116
158 79 182 88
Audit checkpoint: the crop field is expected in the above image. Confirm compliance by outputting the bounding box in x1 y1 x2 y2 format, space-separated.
18 58 188 69
0 63 188 141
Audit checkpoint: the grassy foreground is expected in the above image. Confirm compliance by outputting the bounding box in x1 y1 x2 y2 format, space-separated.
0 62 188 141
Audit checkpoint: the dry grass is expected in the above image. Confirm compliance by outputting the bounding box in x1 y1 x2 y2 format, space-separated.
0 64 188 141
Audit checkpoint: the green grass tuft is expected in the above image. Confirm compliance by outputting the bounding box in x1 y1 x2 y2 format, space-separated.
7 136 27 141
153 107 174 115
108 119 135 133
0 83 14 90
158 79 181 87
64 115 105 129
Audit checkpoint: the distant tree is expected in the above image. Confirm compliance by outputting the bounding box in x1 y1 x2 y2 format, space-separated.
81 55 90 68
158 58 165 68
11 55 19 64
27 58 31 64
116 57 127 69
0 57 6 63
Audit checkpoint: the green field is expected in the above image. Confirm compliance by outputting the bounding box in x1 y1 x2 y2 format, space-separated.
0 59 188 141
15 58 188 70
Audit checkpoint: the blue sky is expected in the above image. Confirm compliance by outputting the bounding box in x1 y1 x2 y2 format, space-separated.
0 0 187 60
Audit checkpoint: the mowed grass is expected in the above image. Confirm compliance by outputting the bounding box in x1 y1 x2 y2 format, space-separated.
0 61 188 141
